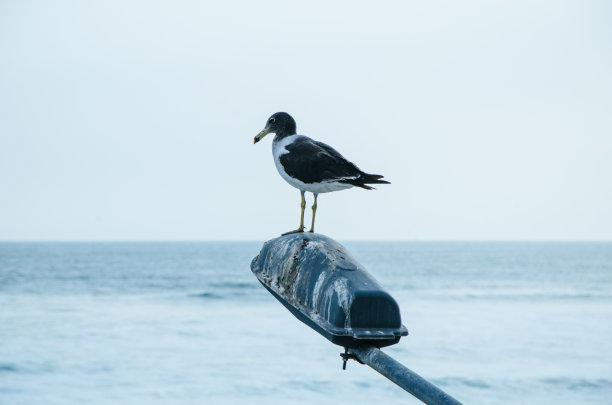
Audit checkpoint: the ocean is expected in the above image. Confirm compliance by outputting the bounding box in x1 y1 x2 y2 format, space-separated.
1 240 611 404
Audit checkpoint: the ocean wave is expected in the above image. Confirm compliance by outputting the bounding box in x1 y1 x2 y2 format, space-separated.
434 377 492 389
539 377 612 390
434 376 612 391
186 280 262 299
187 292 225 299
410 290 612 302
0 363 18 373
208 281 259 290
0 362 56 375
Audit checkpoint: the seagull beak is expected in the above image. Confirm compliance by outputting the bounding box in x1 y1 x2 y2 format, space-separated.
254 128 270 144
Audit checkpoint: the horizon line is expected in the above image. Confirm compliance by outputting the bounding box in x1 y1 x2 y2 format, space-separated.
1 238 611 243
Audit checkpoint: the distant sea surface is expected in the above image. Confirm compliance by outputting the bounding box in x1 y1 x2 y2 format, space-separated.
1 241 611 404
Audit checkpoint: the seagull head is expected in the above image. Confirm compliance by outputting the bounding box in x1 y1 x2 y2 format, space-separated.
254 112 297 144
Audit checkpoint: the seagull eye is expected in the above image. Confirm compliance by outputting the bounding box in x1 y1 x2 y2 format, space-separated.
269 118 276 124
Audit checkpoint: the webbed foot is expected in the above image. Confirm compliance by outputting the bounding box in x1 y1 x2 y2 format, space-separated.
282 228 305 236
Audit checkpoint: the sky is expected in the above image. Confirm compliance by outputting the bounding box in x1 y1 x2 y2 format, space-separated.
1 0 611 241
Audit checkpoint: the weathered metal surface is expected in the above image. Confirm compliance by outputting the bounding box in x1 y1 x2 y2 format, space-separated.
250 233 408 348
350 345 464 405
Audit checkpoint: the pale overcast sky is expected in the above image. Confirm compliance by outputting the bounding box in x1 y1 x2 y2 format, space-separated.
1 1 611 241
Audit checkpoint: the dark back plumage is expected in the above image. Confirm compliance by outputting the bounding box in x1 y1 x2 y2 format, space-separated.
280 136 390 189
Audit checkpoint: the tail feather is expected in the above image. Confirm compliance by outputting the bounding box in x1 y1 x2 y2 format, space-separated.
361 173 390 184
340 172 390 190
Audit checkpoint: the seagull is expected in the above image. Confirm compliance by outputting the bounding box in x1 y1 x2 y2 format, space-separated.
254 112 389 235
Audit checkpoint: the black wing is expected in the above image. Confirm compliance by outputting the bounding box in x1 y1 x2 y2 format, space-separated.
280 136 362 184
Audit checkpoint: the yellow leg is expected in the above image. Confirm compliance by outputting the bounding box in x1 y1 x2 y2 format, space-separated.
282 191 306 236
309 193 318 233
299 191 306 230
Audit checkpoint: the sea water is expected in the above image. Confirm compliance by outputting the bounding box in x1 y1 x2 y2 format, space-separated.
1 241 611 404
